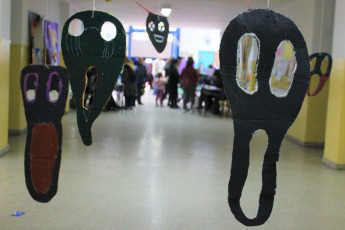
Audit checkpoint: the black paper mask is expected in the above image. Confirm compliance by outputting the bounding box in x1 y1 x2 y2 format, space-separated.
61 10 126 146
136 2 169 53
220 9 310 226
20 65 69 202
307 53 332 96
146 13 169 53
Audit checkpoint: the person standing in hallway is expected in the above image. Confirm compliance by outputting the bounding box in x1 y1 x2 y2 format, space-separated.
136 57 147 105
180 57 199 111
154 73 167 107
167 57 182 109
143 58 153 89
122 58 137 109
162 58 172 106
152 56 166 78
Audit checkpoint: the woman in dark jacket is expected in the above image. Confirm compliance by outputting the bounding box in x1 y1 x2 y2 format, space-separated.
167 58 181 108
122 59 137 109
180 57 199 111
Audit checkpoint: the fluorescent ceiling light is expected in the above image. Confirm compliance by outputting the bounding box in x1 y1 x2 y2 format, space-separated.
160 7 171 17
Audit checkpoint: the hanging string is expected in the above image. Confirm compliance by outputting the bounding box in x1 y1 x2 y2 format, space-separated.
247 0 251 10
92 0 96 18
319 0 325 53
44 0 49 66
158 0 160 20
267 0 270 9
136 1 154 14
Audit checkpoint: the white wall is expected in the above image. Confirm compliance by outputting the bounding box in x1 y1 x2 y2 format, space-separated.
275 0 335 56
131 39 172 59
11 0 70 46
10 0 23 44
275 0 316 54
312 0 335 54
0 0 11 40
179 28 221 65
332 0 345 58
59 1 70 49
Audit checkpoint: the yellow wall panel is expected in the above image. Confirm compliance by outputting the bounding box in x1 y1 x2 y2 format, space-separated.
305 77 329 143
59 51 70 112
8 44 28 132
0 39 10 152
323 59 345 167
287 97 308 141
287 66 330 145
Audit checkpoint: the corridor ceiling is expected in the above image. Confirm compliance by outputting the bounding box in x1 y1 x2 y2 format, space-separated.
67 0 296 29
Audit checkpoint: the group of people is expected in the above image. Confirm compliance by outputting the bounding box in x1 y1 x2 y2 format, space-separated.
121 57 150 109
79 56 223 114
153 57 224 114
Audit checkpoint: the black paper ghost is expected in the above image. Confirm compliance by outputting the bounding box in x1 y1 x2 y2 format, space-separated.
20 65 69 203
307 52 332 96
146 13 169 53
137 2 169 53
220 9 310 226
61 10 126 146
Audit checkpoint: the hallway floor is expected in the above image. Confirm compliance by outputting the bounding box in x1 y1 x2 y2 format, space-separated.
1 91 344 230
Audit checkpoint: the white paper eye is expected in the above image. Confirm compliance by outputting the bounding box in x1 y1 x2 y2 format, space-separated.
47 72 62 103
101 21 117 42
49 90 59 101
68 19 84 37
148 21 155 31
158 22 165 32
24 73 39 103
27 90 36 101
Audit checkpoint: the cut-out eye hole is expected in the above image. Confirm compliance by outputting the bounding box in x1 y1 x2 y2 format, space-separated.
308 73 320 95
148 21 155 31
101 21 117 42
158 22 165 32
68 18 84 37
269 40 297 97
236 33 260 94
82 66 99 110
47 72 62 103
320 56 329 76
310 57 317 72
24 73 39 103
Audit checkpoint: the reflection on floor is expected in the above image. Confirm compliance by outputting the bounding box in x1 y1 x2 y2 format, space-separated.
1 91 344 230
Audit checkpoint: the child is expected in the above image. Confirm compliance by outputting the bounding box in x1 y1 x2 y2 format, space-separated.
154 73 166 107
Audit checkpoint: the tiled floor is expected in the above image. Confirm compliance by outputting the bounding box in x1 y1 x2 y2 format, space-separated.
1 91 344 230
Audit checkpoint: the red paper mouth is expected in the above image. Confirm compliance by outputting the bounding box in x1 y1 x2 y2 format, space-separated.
30 123 58 194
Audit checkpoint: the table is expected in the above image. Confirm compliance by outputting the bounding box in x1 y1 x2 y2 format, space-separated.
200 85 224 117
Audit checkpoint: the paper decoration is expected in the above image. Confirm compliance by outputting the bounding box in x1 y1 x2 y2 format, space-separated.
220 9 310 226
146 14 169 53
44 20 60 65
307 53 332 96
61 10 126 146
137 2 169 53
20 65 69 202
28 11 42 64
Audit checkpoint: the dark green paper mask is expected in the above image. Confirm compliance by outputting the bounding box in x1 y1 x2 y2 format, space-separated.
61 10 126 146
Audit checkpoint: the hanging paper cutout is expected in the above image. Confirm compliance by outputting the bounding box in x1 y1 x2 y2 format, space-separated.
20 65 69 203
307 53 332 96
44 20 60 65
28 11 42 64
136 2 169 53
220 9 310 226
61 10 126 146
